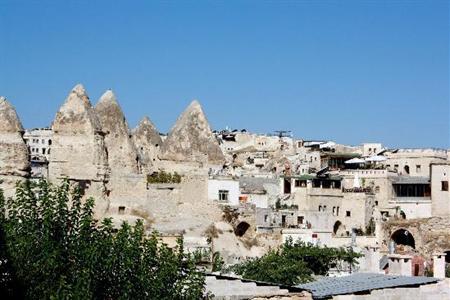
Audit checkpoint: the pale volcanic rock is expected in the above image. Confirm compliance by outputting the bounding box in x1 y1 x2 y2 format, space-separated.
95 90 139 175
52 84 102 135
0 97 30 197
132 116 163 173
49 84 109 182
160 100 225 164
0 97 29 177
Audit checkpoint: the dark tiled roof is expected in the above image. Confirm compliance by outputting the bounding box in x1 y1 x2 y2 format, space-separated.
297 273 440 299
239 177 278 193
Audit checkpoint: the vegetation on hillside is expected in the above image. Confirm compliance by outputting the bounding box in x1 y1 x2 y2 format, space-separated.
147 171 182 184
230 238 362 285
0 180 205 299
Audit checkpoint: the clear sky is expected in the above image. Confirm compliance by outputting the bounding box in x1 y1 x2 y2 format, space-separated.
1 0 448 148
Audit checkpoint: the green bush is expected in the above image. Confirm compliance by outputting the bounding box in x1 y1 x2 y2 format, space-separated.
230 238 362 285
0 180 205 299
147 171 182 184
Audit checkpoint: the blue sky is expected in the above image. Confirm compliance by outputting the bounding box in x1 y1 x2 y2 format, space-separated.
1 0 448 148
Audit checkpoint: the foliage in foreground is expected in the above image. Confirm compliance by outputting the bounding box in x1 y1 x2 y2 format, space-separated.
0 180 205 299
231 238 362 286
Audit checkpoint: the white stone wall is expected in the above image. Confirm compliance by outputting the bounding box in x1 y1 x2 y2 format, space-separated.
431 163 450 216
207 178 240 206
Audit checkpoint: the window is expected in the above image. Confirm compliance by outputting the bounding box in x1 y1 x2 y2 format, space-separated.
264 215 268 222
336 207 340 216
42 148 46 154
323 205 327 211
375 201 379 206
298 216 304 224
346 211 351 217
118 206 125 215
41 139 45 144
218 190 229 201
332 207 336 216
442 181 449 191
319 205 322 212
295 180 300 187
416 165 421 173
404 165 410 174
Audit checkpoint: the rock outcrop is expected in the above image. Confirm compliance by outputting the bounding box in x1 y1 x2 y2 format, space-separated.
160 100 224 164
0 97 29 197
132 116 162 173
95 90 139 175
48 84 109 215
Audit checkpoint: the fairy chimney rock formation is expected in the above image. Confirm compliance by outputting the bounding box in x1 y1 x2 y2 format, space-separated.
132 116 162 173
95 90 139 175
0 97 30 196
49 84 109 181
0 97 29 176
160 100 225 164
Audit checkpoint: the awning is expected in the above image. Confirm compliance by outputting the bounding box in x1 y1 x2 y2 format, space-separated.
366 155 387 162
345 158 366 164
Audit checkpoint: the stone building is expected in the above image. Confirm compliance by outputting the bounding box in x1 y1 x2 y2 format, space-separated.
23 127 52 178
430 162 450 216
23 127 52 160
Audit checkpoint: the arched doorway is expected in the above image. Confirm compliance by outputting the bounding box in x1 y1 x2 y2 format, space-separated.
399 210 406 220
391 229 415 249
235 221 250 237
333 221 345 236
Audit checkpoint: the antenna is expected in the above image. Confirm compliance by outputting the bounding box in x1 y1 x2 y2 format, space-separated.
274 130 291 138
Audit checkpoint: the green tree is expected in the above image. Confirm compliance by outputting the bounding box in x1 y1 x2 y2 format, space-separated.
231 238 361 285
0 180 205 299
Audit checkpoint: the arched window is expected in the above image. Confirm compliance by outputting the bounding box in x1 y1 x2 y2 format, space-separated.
404 165 410 174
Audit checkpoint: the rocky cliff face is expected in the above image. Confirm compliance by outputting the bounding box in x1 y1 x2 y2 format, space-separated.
132 116 162 173
49 84 109 181
160 100 224 164
0 97 30 197
95 90 139 175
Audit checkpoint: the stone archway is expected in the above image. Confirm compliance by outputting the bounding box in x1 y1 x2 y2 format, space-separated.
391 228 416 249
333 221 345 236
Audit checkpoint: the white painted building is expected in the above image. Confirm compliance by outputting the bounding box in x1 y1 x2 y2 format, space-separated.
208 177 240 206
23 128 53 160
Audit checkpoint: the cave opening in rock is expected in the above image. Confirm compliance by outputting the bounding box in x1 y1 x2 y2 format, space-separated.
235 221 250 237
391 229 415 249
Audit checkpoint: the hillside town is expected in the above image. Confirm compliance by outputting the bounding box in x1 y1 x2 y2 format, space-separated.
1 85 449 299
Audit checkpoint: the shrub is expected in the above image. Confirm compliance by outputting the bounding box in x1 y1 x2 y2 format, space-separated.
0 180 205 299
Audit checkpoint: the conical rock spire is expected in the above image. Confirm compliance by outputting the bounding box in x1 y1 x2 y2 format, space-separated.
160 100 224 164
52 84 102 134
0 97 30 184
132 116 163 172
49 84 109 181
0 96 25 133
95 90 139 174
